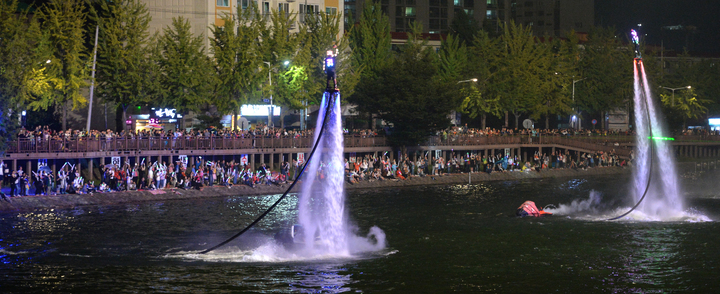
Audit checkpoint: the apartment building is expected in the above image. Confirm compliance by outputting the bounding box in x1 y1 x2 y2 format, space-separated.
140 0 343 49
345 0 592 37
509 0 593 37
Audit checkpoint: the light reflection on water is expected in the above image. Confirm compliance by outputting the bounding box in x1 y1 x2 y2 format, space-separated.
1 175 720 292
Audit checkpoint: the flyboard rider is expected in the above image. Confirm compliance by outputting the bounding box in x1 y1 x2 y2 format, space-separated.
323 45 339 93
516 200 552 217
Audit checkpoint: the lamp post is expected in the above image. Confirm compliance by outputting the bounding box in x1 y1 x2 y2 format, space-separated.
453 78 478 126
660 85 691 107
457 78 478 84
572 77 586 130
262 61 273 128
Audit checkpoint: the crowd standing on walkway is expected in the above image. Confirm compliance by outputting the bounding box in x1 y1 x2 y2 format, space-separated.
343 149 630 184
0 158 299 198
0 123 645 199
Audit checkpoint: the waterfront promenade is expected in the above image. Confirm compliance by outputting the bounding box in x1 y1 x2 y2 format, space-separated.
3 134 720 184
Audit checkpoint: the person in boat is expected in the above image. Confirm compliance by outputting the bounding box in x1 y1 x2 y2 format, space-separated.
516 200 552 217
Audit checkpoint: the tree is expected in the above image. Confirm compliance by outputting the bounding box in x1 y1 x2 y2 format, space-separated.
0 0 51 151
154 17 215 115
529 33 578 129
252 8 310 127
463 30 500 129
94 0 152 131
491 21 553 128
210 2 264 115
36 0 90 130
575 27 633 128
347 0 392 128
449 9 480 46
360 23 454 147
659 88 709 129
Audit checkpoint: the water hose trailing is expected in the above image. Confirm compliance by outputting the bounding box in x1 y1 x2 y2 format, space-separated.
606 60 653 221
201 93 336 253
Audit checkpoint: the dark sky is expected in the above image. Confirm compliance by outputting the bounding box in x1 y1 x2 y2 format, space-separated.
595 0 720 54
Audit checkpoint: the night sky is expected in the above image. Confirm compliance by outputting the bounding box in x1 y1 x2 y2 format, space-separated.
595 0 720 54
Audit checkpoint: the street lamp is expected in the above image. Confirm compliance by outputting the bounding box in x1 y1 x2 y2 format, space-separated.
457 78 478 84
659 85 691 107
572 77 586 130
262 61 273 128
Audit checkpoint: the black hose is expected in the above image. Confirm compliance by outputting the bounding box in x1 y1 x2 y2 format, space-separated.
201 93 336 253
607 62 653 221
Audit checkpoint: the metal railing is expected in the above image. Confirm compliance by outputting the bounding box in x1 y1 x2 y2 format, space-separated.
6 133 719 155
6 136 387 154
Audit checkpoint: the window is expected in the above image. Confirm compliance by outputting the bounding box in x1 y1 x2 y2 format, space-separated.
326 7 337 14
487 0 496 5
464 0 473 7
454 0 462 7
241 0 250 9
537 10 544 16
537 20 544 26
464 9 473 16
405 7 416 16
525 1 533 7
396 6 404 16
406 0 416 5
278 3 289 16
525 11 533 16
430 7 440 17
395 17 404 29
575 22 583 28
486 9 496 19
217 0 229 7
263 1 270 14
430 19 440 29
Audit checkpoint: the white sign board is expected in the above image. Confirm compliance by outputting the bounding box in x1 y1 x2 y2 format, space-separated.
240 154 249 166
178 155 188 166
241 105 281 116
111 157 121 167
297 153 305 165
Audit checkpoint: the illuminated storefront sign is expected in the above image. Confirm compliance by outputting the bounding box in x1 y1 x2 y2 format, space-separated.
241 105 281 116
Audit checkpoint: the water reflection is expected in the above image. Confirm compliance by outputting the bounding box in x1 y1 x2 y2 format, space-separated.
289 264 353 293
620 226 683 288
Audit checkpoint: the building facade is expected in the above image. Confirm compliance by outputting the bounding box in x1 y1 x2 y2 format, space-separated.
345 0 592 37
140 0 343 49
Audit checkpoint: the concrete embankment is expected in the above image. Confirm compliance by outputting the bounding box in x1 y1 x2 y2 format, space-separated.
0 167 630 213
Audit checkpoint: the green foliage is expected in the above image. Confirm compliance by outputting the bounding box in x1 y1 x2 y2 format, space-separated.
491 21 558 127
210 2 264 114
303 12 360 100
36 0 91 130
575 27 633 115
359 23 454 146
347 1 391 121
659 88 709 122
93 0 152 128
460 85 502 119
449 9 481 46
154 17 215 114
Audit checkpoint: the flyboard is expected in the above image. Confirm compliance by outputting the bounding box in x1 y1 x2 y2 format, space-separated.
201 48 341 254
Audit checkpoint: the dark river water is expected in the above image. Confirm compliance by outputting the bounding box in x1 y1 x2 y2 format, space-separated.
2 174 720 293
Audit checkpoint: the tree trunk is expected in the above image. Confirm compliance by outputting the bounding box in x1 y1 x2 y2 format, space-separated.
62 101 68 131
481 114 487 130
504 111 509 128
513 112 521 129
545 115 549 130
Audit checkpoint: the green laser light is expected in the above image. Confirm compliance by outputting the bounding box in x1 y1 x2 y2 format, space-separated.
649 136 675 141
